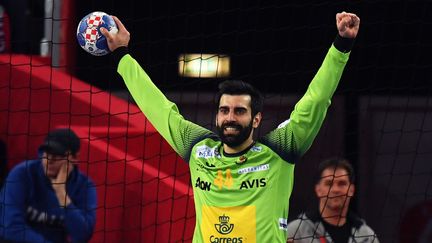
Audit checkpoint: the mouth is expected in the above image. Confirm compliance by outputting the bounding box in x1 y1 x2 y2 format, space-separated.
223 126 241 135
225 126 239 131
328 195 348 203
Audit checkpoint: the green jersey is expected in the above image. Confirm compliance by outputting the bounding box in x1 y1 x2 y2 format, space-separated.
117 44 350 242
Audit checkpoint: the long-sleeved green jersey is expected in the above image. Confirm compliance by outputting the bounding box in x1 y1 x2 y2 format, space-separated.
117 44 350 243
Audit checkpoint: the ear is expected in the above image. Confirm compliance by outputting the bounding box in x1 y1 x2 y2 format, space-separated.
253 112 262 128
315 183 322 198
348 184 355 197
67 151 79 163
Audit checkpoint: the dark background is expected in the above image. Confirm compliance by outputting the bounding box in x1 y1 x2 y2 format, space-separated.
4 0 429 242
0 0 432 243
71 1 432 242
73 0 431 95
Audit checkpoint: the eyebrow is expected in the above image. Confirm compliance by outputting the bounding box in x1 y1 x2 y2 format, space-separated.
321 173 350 179
320 176 351 183
219 105 249 110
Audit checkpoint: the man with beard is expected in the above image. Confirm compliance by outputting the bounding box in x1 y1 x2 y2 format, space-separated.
0 128 96 242
286 158 379 243
101 11 360 243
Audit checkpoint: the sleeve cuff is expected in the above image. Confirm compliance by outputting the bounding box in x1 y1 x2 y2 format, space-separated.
111 46 129 65
333 34 355 53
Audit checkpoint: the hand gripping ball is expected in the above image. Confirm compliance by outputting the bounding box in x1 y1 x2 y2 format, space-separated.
76 11 118 56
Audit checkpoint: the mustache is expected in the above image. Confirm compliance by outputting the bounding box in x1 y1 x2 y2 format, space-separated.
221 122 243 130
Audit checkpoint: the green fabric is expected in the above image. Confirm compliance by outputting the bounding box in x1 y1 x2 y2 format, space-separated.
117 44 350 243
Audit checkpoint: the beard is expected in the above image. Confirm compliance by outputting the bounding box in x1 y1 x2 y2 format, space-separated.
216 120 254 148
325 195 349 211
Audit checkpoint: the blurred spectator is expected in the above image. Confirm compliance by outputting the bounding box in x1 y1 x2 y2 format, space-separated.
287 158 379 243
0 128 97 242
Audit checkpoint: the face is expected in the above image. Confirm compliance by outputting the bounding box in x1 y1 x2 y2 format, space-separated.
42 152 74 178
315 167 355 211
216 94 261 148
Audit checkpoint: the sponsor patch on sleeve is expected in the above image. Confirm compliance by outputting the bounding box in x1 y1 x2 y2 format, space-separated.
277 119 290 129
279 218 288 231
196 145 218 158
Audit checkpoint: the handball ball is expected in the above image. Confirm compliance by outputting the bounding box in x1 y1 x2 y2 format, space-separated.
76 11 118 56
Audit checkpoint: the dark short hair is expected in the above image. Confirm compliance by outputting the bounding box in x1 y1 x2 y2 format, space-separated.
216 80 264 117
39 128 80 156
315 158 355 184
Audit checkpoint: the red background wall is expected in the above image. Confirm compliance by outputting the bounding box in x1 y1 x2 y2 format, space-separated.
0 54 195 242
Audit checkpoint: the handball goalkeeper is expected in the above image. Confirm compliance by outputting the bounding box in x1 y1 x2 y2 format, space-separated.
101 11 360 243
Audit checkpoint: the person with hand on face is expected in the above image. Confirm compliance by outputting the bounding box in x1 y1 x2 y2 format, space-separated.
0 128 96 243
287 158 379 243
101 11 360 243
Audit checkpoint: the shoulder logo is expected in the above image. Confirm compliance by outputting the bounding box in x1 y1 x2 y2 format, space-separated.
250 145 262 152
277 119 290 129
196 145 220 159
279 218 288 231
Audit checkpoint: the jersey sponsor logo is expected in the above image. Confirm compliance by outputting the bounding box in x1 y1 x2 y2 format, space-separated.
215 214 234 234
196 145 221 159
206 161 216 167
236 155 247 164
237 164 269 175
196 161 216 172
250 145 262 152
201 206 256 243
212 215 242 242
209 235 243 243
196 164 206 172
279 218 288 231
277 119 290 129
239 178 266 190
195 177 212 191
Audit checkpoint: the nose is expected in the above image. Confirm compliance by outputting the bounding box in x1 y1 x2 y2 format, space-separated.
329 184 341 195
226 110 236 121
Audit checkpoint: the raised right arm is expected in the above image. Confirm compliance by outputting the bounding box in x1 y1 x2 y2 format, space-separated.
102 17 213 160
116 50 212 160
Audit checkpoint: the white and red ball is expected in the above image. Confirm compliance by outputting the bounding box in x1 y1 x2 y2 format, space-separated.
76 11 118 56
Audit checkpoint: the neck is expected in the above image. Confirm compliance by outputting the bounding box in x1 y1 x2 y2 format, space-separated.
319 202 349 226
223 138 254 154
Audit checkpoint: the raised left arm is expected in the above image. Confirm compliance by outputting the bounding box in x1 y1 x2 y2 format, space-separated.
336 11 360 38
261 12 360 161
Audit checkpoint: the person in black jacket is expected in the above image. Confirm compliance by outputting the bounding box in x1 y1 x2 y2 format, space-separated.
287 158 379 243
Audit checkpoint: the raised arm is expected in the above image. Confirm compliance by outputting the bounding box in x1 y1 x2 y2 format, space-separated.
336 11 360 39
101 17 213 160
100 16 130 51
261 12 360 161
